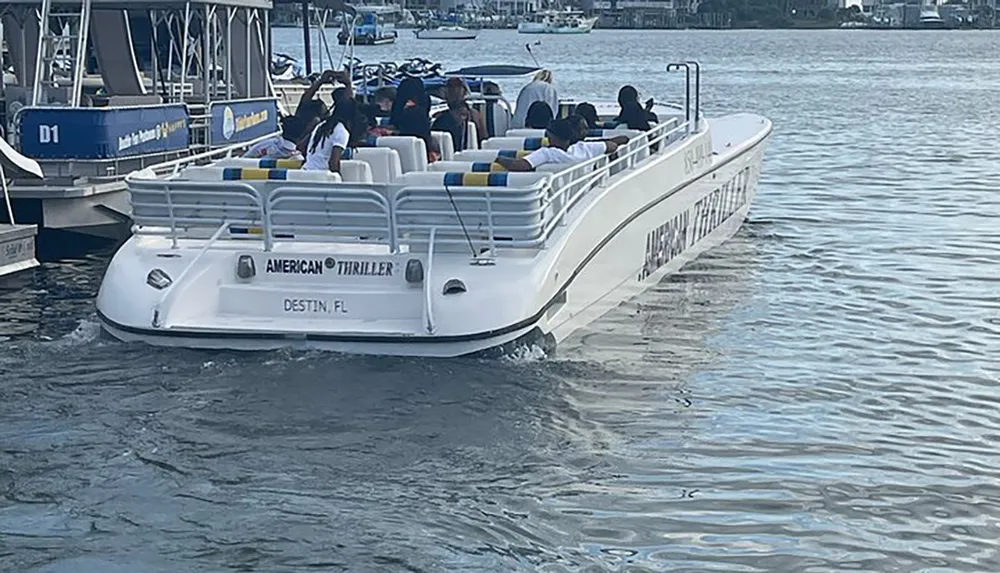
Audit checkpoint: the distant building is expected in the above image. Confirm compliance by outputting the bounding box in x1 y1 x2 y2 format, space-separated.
592 0 698 28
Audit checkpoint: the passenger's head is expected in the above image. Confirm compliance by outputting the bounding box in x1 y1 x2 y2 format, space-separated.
544 118 576 150
533 69 553 84
295 98 329 122
396 77 429 108
525 101 553 129
575 102 599 129
373 86 396 112
617 85 640 108
279 114 308 143
569 114 589 143
329 99 369 147
482 81 501 97
332 87 351 107
444 77 469 105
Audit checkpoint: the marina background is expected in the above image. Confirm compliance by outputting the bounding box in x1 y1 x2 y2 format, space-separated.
270 0 1000 29
3 28 1000 572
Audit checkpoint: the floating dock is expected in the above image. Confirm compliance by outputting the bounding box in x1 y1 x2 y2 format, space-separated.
0 223 38 277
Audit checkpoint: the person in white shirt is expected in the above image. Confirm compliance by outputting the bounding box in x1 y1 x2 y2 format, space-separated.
494 117 629 172
242 114 311 161
303 99 367 173
511 69 560 129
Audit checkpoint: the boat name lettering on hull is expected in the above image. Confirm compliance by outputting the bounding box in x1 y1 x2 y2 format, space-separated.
264 258 394 277
267 258 324 275
337 260 394 277
639 166 752 281
283 298 348 314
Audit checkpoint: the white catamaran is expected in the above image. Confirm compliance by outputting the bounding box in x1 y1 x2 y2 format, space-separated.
95 62 772 357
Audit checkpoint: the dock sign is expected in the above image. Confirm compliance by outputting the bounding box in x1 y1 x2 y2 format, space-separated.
210 99 279 146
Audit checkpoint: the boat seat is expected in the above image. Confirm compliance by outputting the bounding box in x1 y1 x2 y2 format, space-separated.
427 160 566 174
365 135 427 173
181 166 341 183
503 128 546 138
428 160 505 173
351 147 402 183
454 149 531 162
395 171 550 189
465 122 480 150
339 160 375 184
431 131 455 161
214 157 304 169
481 136 549 151
483 97 511 139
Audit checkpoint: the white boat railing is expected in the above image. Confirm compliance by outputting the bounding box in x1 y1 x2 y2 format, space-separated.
126 115 695 256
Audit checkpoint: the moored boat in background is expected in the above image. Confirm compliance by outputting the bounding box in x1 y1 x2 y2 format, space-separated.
414 26 479 40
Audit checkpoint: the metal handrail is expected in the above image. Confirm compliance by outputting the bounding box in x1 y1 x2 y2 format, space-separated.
152 219 232 329
539 118 690 239
424 226 437 334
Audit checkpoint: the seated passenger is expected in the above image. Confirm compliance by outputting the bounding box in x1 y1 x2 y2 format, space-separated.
372 86 396 116
303 100 368 174
494 118 628 172
441 77 486 146
396 105 441 163
431 99 470 151
512 69 559 129
524 101 554 130
613 85 658 131
242 114 309 160
574 102 600 130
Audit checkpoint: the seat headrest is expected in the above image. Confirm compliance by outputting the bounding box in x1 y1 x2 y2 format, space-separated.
222 167 289 180
256 158 304 169
442 172 511 187
496 149 531 159
523 137 549 150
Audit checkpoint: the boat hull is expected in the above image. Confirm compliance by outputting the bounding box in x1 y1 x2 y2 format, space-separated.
414 29 478 40
96 114 771 357
517 18 597 34
338 34 397 45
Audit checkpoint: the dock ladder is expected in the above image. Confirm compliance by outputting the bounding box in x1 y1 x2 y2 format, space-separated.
31 0 93 107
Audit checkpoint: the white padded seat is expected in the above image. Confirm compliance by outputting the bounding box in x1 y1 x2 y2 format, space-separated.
395 171 550 189
351 147 402 183
431 131 455 161
481 136 549 151
504 128 547 138
465 122 479 150
367 136 427 173
181 166 341 183
339 160 374 183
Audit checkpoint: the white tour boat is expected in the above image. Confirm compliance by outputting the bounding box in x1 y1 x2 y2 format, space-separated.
518 10 598 34
95 62 772 357
414 26 479 40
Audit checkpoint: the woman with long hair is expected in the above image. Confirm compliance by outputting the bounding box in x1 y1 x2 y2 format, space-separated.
303 99 367 173
390 77 431 128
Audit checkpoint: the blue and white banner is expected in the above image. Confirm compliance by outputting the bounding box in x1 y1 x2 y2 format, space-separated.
209 99 279 147
18 105 190 160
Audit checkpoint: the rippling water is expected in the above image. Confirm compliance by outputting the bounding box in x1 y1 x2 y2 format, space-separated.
4 29 1000 572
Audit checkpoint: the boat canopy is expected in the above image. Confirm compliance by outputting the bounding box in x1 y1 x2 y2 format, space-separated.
444 65 542 79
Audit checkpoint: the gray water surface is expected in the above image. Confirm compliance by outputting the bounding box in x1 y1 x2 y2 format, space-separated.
3 29 1000 572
